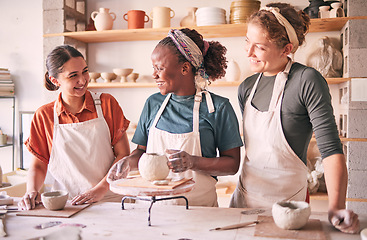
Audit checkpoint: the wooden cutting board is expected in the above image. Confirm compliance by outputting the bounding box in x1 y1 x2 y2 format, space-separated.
254 215 326 240
16 202 90 218
115 176 193 190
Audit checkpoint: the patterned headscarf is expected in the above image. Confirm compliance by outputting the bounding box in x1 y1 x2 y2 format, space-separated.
167 29 214 113
168 29 209 90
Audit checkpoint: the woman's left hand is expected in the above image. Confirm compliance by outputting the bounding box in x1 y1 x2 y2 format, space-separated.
328 209 360 234
70 186 107 205
165 149 194 172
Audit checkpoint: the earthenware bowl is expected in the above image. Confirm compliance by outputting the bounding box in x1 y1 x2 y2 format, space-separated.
41 190 68 211
101 72 117 82
89 72 100 83
113 68 133 82
272 200 311 230
128 73 139 82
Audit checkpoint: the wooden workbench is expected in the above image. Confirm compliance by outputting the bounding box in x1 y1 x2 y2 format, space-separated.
3 201 366 239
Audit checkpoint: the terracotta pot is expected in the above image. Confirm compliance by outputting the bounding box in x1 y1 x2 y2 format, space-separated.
91 8 116 31
123 10 149 29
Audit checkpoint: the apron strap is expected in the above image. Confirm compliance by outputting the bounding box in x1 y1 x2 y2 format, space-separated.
53 100 59 126
194 89 215 133
152 93 172 127
268 60 293 111
90 92 103 119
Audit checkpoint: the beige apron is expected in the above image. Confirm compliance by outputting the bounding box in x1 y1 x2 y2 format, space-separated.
230 60 308 208
48 92 117 200
146 91 218 207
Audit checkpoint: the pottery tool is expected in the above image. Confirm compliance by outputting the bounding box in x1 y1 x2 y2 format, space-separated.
241 209 265 215
209 220 259 231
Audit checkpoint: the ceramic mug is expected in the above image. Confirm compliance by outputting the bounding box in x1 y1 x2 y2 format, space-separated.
0 134 7 146
150 7 175 28
123 10 149 29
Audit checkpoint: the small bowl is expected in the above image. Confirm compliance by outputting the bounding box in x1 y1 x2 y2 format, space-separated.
113 68 133 82
89 72 100 83
272 201 311 230
41 190 69 211
128 73 139 82
361 228 367 240
101 72 117 83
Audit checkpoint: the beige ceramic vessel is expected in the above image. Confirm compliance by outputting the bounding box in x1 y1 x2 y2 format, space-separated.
128 73 139 82
41 190 68 211
272 200 311 230
138 153 169 181
113 68 133 82
89 72 100 82
101 72 117 82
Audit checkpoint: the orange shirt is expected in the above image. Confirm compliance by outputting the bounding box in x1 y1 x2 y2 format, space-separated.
25 91 130 164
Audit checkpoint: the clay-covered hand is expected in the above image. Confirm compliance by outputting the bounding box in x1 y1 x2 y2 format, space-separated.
107 157 130 183
328 209 360 234
165 149 194 173
71 187 106 205
18 191 41 210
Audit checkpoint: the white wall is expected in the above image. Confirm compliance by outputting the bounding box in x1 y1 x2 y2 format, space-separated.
0 0 342 173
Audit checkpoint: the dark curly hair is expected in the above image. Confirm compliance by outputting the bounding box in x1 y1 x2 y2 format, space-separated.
249 2 310 50
44 45 85 91
156 28 227 82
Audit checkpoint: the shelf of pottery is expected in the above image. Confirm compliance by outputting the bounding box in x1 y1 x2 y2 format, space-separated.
43 1 367 89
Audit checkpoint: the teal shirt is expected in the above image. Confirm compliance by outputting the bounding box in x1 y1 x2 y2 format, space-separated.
132 92 243 158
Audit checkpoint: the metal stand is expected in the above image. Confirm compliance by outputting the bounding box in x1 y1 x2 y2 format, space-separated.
121 195 189 226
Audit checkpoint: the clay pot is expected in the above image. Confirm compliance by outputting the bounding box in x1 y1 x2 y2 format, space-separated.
361 228 367 240
272 201 311 230
101 72 117 83
89 72 100 83
123 10 149 29
91 8 116 31
113 68 133 82
138 153 169 181
41 190 68 211
150 7 175 28
225 59 241 82
128 73 139 82
180 7 197 27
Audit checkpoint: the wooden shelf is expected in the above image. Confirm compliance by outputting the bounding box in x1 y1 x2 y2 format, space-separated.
87 78 351 89
44 16 367 43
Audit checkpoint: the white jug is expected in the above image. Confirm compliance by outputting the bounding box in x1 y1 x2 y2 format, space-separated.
91 8 116 31
225 59 241 82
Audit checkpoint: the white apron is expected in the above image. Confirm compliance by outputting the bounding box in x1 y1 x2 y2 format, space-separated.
146 91 218 207
230 60 308 208
48 92 116 199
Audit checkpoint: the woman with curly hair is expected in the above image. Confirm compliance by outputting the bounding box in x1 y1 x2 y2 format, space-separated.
230 2 359 234
108 28 243 207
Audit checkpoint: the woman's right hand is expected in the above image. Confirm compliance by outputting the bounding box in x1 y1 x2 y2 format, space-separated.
107 156 131 183
18 191 41 210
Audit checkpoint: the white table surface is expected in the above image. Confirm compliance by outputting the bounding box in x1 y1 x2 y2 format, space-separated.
3 200 366 240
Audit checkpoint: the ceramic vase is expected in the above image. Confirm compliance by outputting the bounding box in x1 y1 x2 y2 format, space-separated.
91 8 116 31
225 59 241 82
180 7 197 27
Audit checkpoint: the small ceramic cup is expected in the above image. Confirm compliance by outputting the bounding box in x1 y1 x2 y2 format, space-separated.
0 134 7 146
41 190 69 211
272 200 311 230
